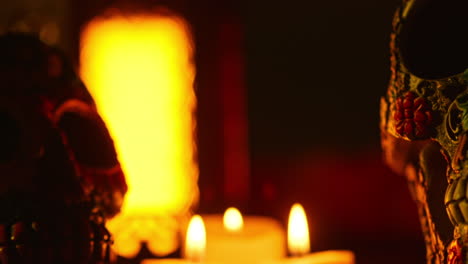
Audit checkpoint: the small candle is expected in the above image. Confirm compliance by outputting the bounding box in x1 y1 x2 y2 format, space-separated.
203 207 285 264
279 250 355 264
271 203 354 264
143 214 206 264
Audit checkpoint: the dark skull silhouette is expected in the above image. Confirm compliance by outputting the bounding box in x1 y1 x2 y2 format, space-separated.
0 33 127 264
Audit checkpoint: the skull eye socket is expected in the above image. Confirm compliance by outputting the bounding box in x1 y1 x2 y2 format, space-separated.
447 103 463 141
399 0 468 79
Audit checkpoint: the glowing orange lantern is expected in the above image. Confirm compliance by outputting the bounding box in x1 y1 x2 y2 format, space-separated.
80 8 198 257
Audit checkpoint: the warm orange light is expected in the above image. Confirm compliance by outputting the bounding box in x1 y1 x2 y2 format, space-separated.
185 215 206 262
80 10 197 257
288 203 310 256
223 207 244 232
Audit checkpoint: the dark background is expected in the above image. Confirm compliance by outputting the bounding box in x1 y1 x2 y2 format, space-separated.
246 0 395 152
244 1 425 263
200 0 426 263
194 0 426 263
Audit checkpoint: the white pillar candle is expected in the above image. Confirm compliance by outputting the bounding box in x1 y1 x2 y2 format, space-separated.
143 205 354 264
288 250 354 264
202 208 286 264
262 250 355 264
142 260 188 264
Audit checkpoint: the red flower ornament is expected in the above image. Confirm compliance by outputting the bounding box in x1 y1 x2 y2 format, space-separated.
394 92 432 139
447 239 464 264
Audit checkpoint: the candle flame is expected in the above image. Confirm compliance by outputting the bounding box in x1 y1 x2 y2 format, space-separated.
287 203 310 256
223 207 244 232
185 215 206 262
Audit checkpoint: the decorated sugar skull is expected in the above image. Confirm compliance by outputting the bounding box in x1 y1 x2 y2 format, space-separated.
380 0 468 263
